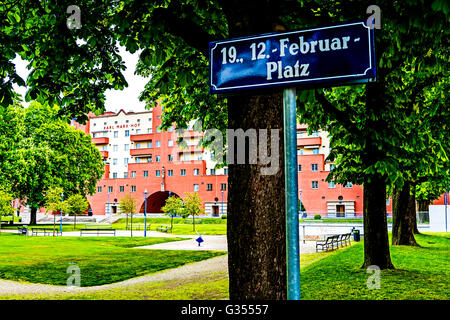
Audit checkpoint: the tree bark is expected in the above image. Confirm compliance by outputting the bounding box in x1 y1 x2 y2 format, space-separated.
362 175 394 269
417 200 429 213
392 181 419 246
29 207 37 225
227 91 286 300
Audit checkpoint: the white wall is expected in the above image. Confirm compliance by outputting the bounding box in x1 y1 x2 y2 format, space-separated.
429 205 450 232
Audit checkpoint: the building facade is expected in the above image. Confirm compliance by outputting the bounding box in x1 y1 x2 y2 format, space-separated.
77 105 366 218
78 106 228 216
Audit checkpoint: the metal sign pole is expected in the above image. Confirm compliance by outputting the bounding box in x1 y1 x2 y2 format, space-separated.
283 87 301 300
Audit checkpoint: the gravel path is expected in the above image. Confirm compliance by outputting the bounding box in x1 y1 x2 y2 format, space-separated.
0 254 228 296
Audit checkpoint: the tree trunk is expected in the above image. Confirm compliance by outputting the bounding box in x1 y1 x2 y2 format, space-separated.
392 181 419 246
29 207 37 225
362 175 394 269
227 91 287 300
74 214 77 230
417 199 429 213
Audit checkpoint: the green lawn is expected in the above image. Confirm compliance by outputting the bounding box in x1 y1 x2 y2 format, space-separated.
301 233 449 300
0 234 225 287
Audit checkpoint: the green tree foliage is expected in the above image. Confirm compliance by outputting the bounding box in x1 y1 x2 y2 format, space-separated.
183 192 204 232
0 102 104 224
0 188 14 217
66 194 88 229
161 195 185 229
119 193 138 229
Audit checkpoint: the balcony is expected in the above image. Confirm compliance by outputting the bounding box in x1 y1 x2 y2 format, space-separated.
130 133 153 142
130 148 152 156
177 145 204 153
297 137 321 147
181 130 203 139
92 137 109 145
100 151 109 158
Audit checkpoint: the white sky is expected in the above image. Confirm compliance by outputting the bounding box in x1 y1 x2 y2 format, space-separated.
12 46 148 113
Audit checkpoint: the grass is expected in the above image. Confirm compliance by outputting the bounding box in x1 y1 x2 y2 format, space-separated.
0 233 447 300
0 234 225 287
300 233 449 300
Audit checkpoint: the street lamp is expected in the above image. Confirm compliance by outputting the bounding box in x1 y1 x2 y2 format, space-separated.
298 190 303 217
144 189 149 237
221 190 224 216
60 193 64 233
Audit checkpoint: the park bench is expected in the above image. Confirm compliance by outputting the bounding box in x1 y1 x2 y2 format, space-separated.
156 225 172 233
31 228 62 236
339 233 352 247
84 223 113 229
17 226 28 235
126 223 152 231
315 234 340 252
80 228 116 236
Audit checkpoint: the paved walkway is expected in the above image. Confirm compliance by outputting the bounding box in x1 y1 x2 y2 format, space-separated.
0 255 228 296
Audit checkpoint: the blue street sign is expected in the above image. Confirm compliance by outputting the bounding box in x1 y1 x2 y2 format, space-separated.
209 21 376 93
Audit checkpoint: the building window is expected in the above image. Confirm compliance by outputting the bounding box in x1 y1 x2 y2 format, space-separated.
197 154 203 160
296 131 303 138
124 172 128 178
193 184 199 192
221 183 226 191
298 164 302 172
119 186 124 192
311 164 318 171
112 172 117 178
131 186 136 192
156 170 161 177
125 130 130 137
168 140 173 147
113 145 118 152
131 171 136 178
168 155 173 162
210 169 216 175
147 142 152 148
114 131 118 138
183 154 190 161
312 181 319 189
330 164 336 171
136 143 141 149
136 158 141 163
328 181 336 188
156 155 160 162
124 144 129 151
143 171 148 177
313 148 319 154
224 168 228 175
112 158 118 165
345 182 353 188
297 149 303 155
193 169 199 176
124 158 129 165
156 141 160 148
168 127 173 132
312 131 319 137
147 128 152 133
180 169 186 176
168 170 173 177
102 145 107 151
156 127 161 133
136 129 141 134
207 184 213 191
108 186 113 193
97 186 102 193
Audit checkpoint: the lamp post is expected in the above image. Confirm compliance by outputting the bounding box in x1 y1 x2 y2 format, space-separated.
60 193 64 233
107 188 110 215
221 190 224 216
144 189 148 237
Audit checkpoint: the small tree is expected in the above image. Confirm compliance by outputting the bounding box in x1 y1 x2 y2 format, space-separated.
66 194 89 230
183 192 204 232
161 195 184 231
44 187 67 230
119 194 138 235
0 188 14 233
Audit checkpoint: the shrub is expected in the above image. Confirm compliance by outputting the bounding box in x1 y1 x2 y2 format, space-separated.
314 214 322 220
221 215 227 219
